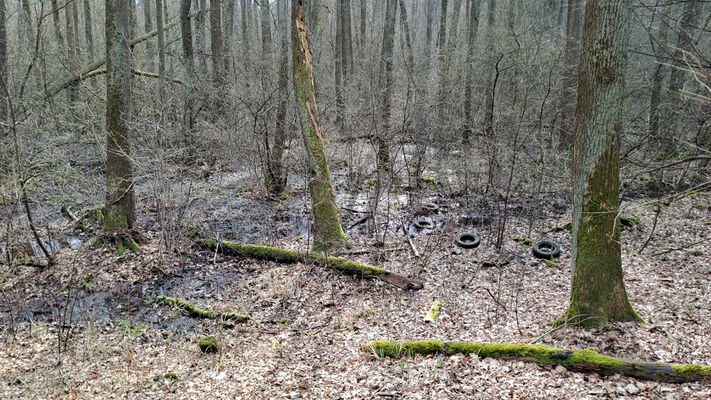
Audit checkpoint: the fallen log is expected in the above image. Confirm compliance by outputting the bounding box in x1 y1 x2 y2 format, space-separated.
191 232 424 291
156 295 249 322
363 340 711 383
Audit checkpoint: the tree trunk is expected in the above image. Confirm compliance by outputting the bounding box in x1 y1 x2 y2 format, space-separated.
240 0 250 63
0 0 5 134
307 0 321 66
558 0 582 148
664 0 702 153
83 0 95 61
398 0 414 76
335 0 344 134
155 0 166 76
359 0 366 51
19 0 34 46
180 0 196 130
211 0 225 86
194 0 208 73
193 232 423 290
105 0 137 232
648 12 669 141
65 0 79 101
438 0 462 125
482 0 495 138
260 0 272 89
425 0 434 64
365 340 711 383
51 0 65 50
560 0 642 328
375 0 397 172
291 0 348 251
143 0 156 71
341 0 353 76
266 0 290 197
463 0 480 143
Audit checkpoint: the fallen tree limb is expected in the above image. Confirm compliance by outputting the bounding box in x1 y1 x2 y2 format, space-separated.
364 340 711 383
191 232 424 291
80 68 184 85
156 295 249 322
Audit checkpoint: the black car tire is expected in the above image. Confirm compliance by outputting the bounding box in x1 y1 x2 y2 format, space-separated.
455 233 480 249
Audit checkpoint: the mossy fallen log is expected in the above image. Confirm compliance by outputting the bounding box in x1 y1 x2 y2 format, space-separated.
156 296 249 322
364 340 711 383
191 232 423 290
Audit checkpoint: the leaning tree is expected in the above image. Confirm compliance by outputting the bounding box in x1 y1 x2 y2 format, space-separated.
558 0 643 328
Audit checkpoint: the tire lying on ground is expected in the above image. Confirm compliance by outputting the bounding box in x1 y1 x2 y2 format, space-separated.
422 202 440 212
455 233 480 249
414 219 434 230
532 240 561 259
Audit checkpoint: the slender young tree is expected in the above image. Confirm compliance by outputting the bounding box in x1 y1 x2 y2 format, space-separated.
156 0 166 76
335 0 344 134
648 10 669 141
51 0 65 50
291 0 347 250
463 0 480 143
375 0 397 171
211 0 225 85
65 0 79 101
83 0 95 61
559 0 642 328
105 0 137 233
144 0 155 71
341 0 353 76
0 0 6 134
558 0 582 147
180 0 196 130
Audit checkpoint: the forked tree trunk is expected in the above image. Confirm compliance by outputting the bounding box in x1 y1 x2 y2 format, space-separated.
105 0 137 231
560 0 642 328
558 0 582 148
291 0 347 251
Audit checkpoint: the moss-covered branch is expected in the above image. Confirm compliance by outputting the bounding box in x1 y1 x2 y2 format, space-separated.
156 295 249 322
364 340 711 383
191 231 423 290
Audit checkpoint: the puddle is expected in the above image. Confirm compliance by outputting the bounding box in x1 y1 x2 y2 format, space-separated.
0 235 84 259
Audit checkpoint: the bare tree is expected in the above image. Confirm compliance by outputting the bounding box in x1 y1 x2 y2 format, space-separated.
156 0 167 75
181 0 196 130
211 0 225 85
83 0 95 61
558 0 582 147
0 0 5 134
463 0 480 143
375 0 397 172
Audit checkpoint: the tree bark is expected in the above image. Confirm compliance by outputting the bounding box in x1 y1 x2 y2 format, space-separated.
425 0 435 64
291 0 348 250
359 0 366 51
335 0 344 134
561 0 642 328
65 0 79 101
211 0 225 86
51 0 65 50
193 232 423 290
83 0 95 62
105 0 137 231
648 11 669 141
365 340 711 383
482 0 495 138
341 0 353 76
558 0 582 148
0 0 6 133
438 0 462 125
194 0 208 73
180 0 196 130
463 0 480 143
664 0 702 153
155 0 166 76
375 0 397 172
240 0 250 63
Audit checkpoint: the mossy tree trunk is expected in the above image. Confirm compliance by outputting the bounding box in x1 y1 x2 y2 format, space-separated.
365 340 711 383
105 0 137 232
561 0 641 328
291 0 348 251
557 0 582 148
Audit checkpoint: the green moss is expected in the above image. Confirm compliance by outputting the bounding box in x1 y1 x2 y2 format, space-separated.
279 194 289 201
553 222 572 232
182 251 193 259
514 237 532 245
198 336 220 353
671 364 711 379
157 296 214 318
618 215 643 231
567 347 623 369
367 340 444 357
222 311 249 323
116 240 125 256
425 300 442 321
163 372 180 381
545 259 559 269
279 318 289 324
11 377 23 386
82 274 95 292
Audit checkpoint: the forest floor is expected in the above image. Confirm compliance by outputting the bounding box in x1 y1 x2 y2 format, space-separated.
1 147 711 399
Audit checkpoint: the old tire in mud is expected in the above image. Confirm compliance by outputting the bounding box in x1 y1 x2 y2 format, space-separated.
414 219 434 230
455 233 480 249
532 241 560 259
423 202 440 212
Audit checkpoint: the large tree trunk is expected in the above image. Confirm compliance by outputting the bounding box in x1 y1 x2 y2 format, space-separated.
210 0 225 86
375 0 397 172
558 0 582 148
560 0 642 328
663 0 702 153
105 0 137 232
291 0 348 251
463 0 480 143
180 0 196 130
